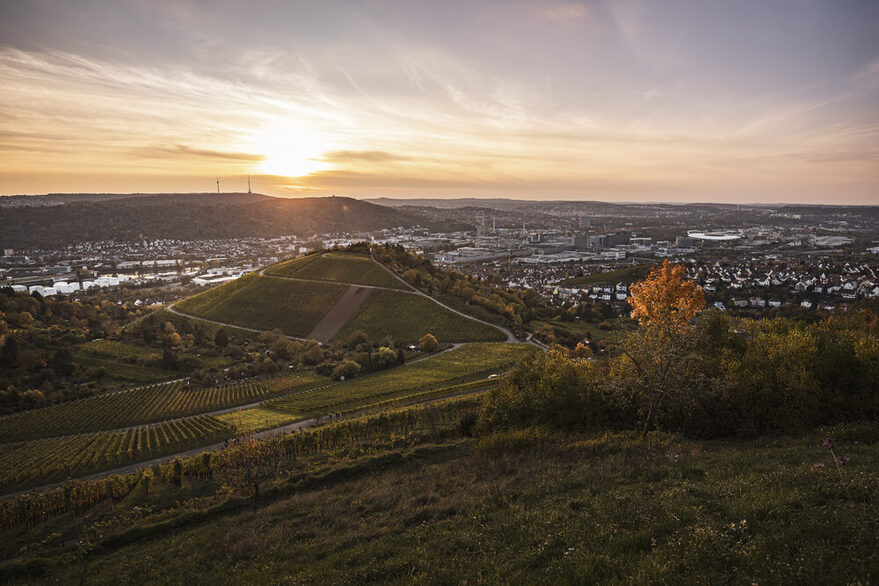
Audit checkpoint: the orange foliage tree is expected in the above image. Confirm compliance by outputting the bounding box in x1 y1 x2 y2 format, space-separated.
628 260 705 331
622 260 706 438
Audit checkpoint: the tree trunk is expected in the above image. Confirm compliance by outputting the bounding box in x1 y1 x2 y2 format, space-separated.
642 399 655 440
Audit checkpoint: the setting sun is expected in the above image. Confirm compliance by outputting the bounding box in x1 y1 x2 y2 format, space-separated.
256 123 332 178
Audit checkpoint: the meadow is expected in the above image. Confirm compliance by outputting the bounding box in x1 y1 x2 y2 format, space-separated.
3 419 876 583
174 273 348 337
264 252 406 289
264 343 536 415
335 289 507 343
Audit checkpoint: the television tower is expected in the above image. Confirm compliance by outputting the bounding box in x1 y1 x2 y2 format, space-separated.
247 176 252 194
216 177 220 195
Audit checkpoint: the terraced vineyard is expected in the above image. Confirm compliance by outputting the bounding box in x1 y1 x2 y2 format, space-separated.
174 273 348 337
265 252 406 289
0 415 231 492
335 290 507 343
0 373 324 442
264 343 536 415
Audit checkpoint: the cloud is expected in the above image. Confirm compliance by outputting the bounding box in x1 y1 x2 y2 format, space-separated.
322 150 413 163
541 2 588 24
136 145 265 162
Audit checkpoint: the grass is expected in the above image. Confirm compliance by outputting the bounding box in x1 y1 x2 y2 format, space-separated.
174 273 348 337
335 289 507 343
12 422 878 584
265 252 406 289
215 406 303 434
559 264 653 287
264 343 537 415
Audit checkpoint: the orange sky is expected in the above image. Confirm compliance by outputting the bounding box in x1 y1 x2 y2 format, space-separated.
0 1 877 203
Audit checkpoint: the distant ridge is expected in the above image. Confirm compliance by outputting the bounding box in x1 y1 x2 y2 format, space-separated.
0 195 421 248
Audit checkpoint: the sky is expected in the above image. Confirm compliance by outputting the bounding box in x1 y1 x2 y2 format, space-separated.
0 0 877 204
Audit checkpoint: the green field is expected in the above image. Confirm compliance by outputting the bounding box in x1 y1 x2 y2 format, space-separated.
0 374 324 442
174 273 348 337
215 406 304 434
559 264 653 287
71 340 176 384
335 290 507 343
0 415 231 492
265 252 406 289
264 343 536 415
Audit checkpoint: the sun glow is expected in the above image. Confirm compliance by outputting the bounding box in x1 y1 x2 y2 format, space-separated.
256 123 333 177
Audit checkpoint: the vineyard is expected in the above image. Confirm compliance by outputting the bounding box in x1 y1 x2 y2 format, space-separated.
0 415 231 492
0 396 480 531
264 343 535 415
264 252 406 289
0 373 324 442
334 289 507 343
174 273 348 337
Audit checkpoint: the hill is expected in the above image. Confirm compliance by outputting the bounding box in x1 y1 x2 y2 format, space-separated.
0 194 421 248
174 251 507 343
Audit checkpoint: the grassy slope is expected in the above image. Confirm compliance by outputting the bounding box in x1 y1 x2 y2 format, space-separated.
265 252 406 289
30 425 879 584
174 273 348 337
335 289 507 343
559 264 652 287
264 343 536 415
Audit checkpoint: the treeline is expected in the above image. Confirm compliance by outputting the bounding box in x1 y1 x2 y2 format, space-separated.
479 301 879 439
0 288 149 413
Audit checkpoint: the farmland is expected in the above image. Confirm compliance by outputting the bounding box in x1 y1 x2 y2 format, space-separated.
335 289 507 343
0 373 324 442
264 343 536 415
265 252 406 289
174 273 348 337
0 414 231 492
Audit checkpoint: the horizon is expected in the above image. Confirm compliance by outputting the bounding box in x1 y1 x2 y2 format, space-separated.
1 1 877 204
3 190 879 208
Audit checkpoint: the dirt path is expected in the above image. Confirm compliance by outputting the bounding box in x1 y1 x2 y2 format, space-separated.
307 285 373 342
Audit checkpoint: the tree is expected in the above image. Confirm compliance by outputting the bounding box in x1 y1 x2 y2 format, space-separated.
332 359 361 380
213 328 229 348
622 260 705 438
419 333 439 352
216 437 282 507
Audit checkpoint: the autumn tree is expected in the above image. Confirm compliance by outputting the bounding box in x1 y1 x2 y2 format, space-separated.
419 333 439 352
216 437 282 507
622 260 705 438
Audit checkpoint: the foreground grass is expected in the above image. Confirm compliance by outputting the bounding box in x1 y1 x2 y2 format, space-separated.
15 423 878 584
